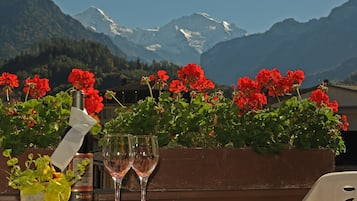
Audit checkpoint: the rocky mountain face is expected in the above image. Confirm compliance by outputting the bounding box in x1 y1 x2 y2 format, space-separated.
72 7 164 63
73 8 247 65
200 0 357 87
0 0 125 60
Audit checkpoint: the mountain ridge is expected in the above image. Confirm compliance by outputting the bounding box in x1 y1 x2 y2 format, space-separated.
200 0 357 87
73 7 247 65
0 0 125 59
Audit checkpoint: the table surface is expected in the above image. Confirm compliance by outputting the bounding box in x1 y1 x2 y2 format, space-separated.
0 188 309 201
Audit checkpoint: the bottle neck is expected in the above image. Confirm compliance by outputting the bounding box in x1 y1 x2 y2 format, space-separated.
72 90 84 110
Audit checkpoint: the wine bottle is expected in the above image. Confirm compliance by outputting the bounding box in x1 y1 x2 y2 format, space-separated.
69 90 94 201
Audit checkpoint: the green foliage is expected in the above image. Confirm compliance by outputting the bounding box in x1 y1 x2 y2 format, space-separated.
104 69 347 155
3 149 89 200
104 88 346 154
104 92 220 148
0 91 72 155
276 97 346 154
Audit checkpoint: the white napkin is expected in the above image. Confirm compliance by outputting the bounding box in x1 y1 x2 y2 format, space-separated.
50 107 97 171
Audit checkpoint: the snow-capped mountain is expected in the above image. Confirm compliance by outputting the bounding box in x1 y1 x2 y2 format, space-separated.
73 7 133 37
73 7 164 63
74 7 247 65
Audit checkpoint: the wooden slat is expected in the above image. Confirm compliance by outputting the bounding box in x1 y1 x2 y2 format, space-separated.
94 188 309 201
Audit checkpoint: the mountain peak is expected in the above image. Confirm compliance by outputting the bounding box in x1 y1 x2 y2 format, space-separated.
328 0 357 21
83 6 112 22
192 12 218 22
74 7 133 36
74 7 247 65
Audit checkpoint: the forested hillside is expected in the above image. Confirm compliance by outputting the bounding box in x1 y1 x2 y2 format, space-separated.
0 0 124 59
0 38 179 93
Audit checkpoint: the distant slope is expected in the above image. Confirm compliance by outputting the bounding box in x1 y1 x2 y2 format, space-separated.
0 38 180 92
306 55 357 85
201 0 357 87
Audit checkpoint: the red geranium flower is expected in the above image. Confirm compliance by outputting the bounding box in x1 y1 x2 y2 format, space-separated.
341 115 349 131
23 74 51 99
256 68 283 97
173 63 215 93
309 88 339 113
0 72 19 99
23 75 51 98
68 68 95 91
233 77 267 113
149 70 170 90
67 68 103 117
255 68 304 97
157 70 169 81
169 80 188 93
177 63 205 85
190 78 215 92
0 72 19 88
286 70 304 85
237 77 260 95
84 87 104 117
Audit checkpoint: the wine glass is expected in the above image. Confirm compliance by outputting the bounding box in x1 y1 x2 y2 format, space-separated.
102 134 134 201
131 135 159 201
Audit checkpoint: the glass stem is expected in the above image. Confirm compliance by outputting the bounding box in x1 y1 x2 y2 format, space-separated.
140 176 149 201
113 178 122 201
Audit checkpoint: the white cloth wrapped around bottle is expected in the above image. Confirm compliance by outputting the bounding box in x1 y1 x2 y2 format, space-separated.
50 107 97 171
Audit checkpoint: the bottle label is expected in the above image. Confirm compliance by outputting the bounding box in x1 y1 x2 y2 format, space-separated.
70 191 93 201
69 153 94 192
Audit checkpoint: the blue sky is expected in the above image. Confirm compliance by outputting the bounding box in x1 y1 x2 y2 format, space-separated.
53 0 348 34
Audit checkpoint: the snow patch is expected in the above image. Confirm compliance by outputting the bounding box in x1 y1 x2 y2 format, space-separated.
146 44 161 51
88 26 96 31
197 12 217 22
209 25 216 30
222 21 232 32
179 28 205 54
96 8 116 25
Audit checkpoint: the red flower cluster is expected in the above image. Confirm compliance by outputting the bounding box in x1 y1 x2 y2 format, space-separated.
23 75 51 99
0 69 103 120
309 88 339 113
149 70 169 82
169 63 215 93
233 68 304 113
0 73 51 128
308 87 348 131
68 68 96 90
232 68 349 131
149 70 170 90
0 73 50 100
0 72 19 97
147 64 215 96
233 77 267 114
68 68 104 117
341 115 349 131
256 68 304 97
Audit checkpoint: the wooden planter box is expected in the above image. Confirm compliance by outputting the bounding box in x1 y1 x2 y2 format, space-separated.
126 148 335 190
116 148 335 201
1 148 335 201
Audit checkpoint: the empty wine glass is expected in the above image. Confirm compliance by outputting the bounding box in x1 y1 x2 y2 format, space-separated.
102 134 134 201
131 135 159 201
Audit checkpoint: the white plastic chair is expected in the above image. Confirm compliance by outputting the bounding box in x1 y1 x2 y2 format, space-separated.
303 171 357 201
